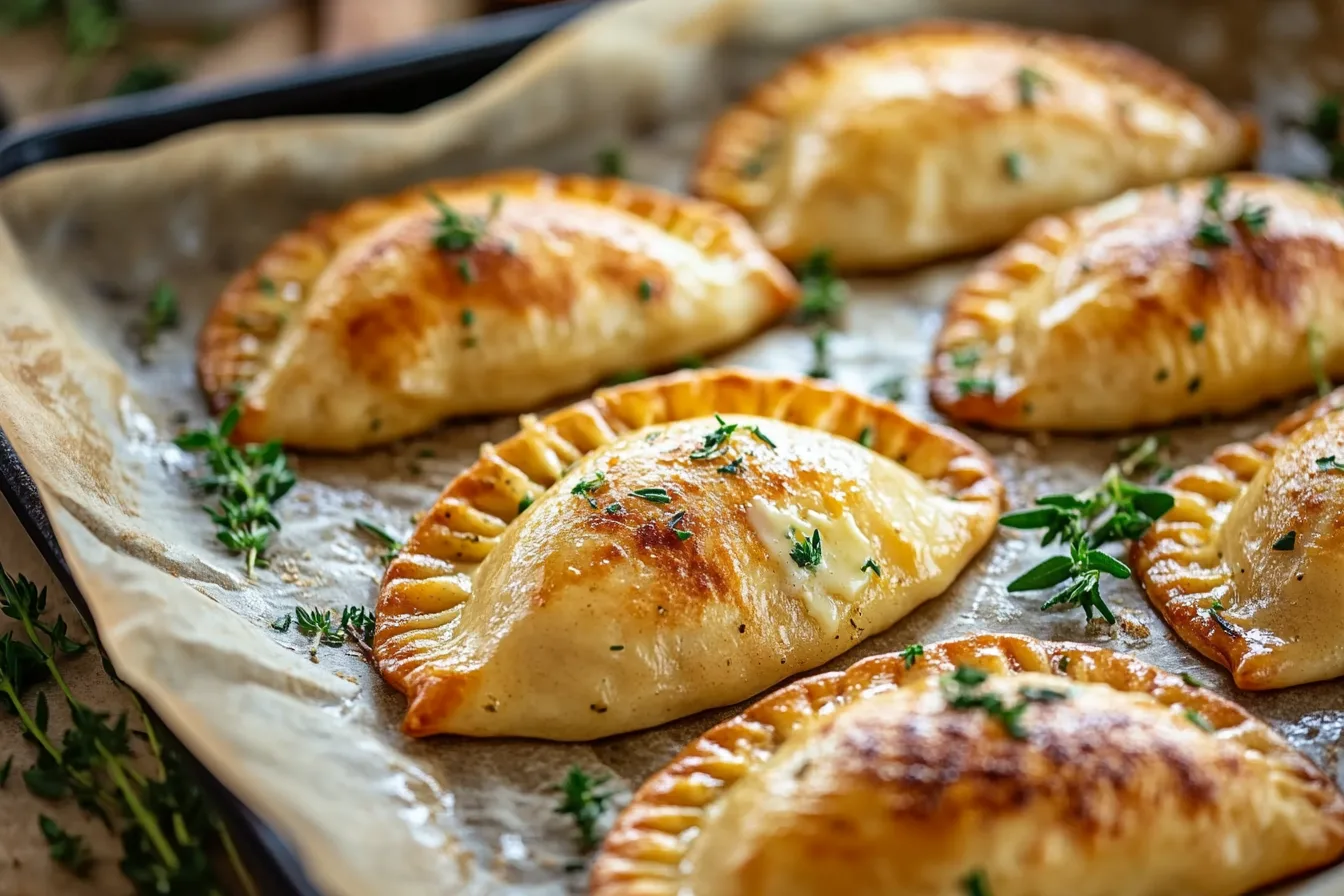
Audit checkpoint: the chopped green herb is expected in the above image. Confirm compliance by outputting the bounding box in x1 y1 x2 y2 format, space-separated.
604 502 623 515
457 257 476 284
1194 175 1271 248
427 191 499 253
1184 708 1215 732
857 426 874 448
629 487 672 505
690 415 739 460
861 558 881 577
111 58 178 97
637 278 653 302
1180 672 1204 688
1316 455 1344 471
941 667 1066 739
951 346 981 369
518 494 535 513
1189 322 1206 343
1194 218 1232 248
1187 375 1202 394
717 457 744 475
668 509 692 541
1058 656 1070 672
899 643 924 668
461 308 475 327
798 249 847 325
746 425 776 450
1003 151 1024 182
963 870 991 896
789 528 823 571
1272 530 1297 551
595 147 626 178
269 614 292 633
1155 368 1170 383
872 376 906 401
609 644 624 652
571 471 608 509
1207 599 1239 637
740 156 765 178
677 354 705 370
956 378 996 398
257 275 277 296
605 369 649 385
64 0 121 55
354 518 403 564
1016 67 1049 108
554 766 614 850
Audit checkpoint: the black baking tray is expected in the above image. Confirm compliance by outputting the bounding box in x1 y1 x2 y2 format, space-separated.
0 2 594 893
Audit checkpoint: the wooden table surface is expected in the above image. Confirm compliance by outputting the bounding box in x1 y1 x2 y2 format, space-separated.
0 0 494 128
0 501 140 896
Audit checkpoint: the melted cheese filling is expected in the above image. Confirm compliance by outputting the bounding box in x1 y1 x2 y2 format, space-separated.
746 497 874 632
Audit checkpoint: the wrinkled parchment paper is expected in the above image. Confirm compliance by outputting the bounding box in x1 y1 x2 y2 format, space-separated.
2 0 1344 893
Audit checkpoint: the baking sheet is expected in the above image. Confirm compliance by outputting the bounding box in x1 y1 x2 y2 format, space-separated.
1 0 1343 893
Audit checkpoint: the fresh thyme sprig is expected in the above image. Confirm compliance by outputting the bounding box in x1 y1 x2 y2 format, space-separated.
133 283 179 361
789 528 823 571
1115 433 1171 480
571 471 607 508
689 415 774 462
798 250 847 324
797 250 847 379
963 869 992 896
595 147 626 178
174 406 296 577
554 766 614 850
1016 67 1049 108
999 468 1175 623
340 606 376 645
427 191 502 253
1193 175 1271 249
0 564 254 894
1305 95 1344 180
940 666 1067 739
354 518 403 564
281 605 374 657
295 606 345 648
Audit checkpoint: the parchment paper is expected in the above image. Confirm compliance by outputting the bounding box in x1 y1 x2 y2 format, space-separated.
2 1 1343 893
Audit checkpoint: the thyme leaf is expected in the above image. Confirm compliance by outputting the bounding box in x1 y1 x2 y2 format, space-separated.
174 407 296 577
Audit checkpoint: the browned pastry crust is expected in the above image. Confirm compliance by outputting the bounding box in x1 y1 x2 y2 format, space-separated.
1132 387 1344 689
374 368 1002 739
930 174 1344 432
694 20 1257 270
198 171 797 450
592 633 1344 896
